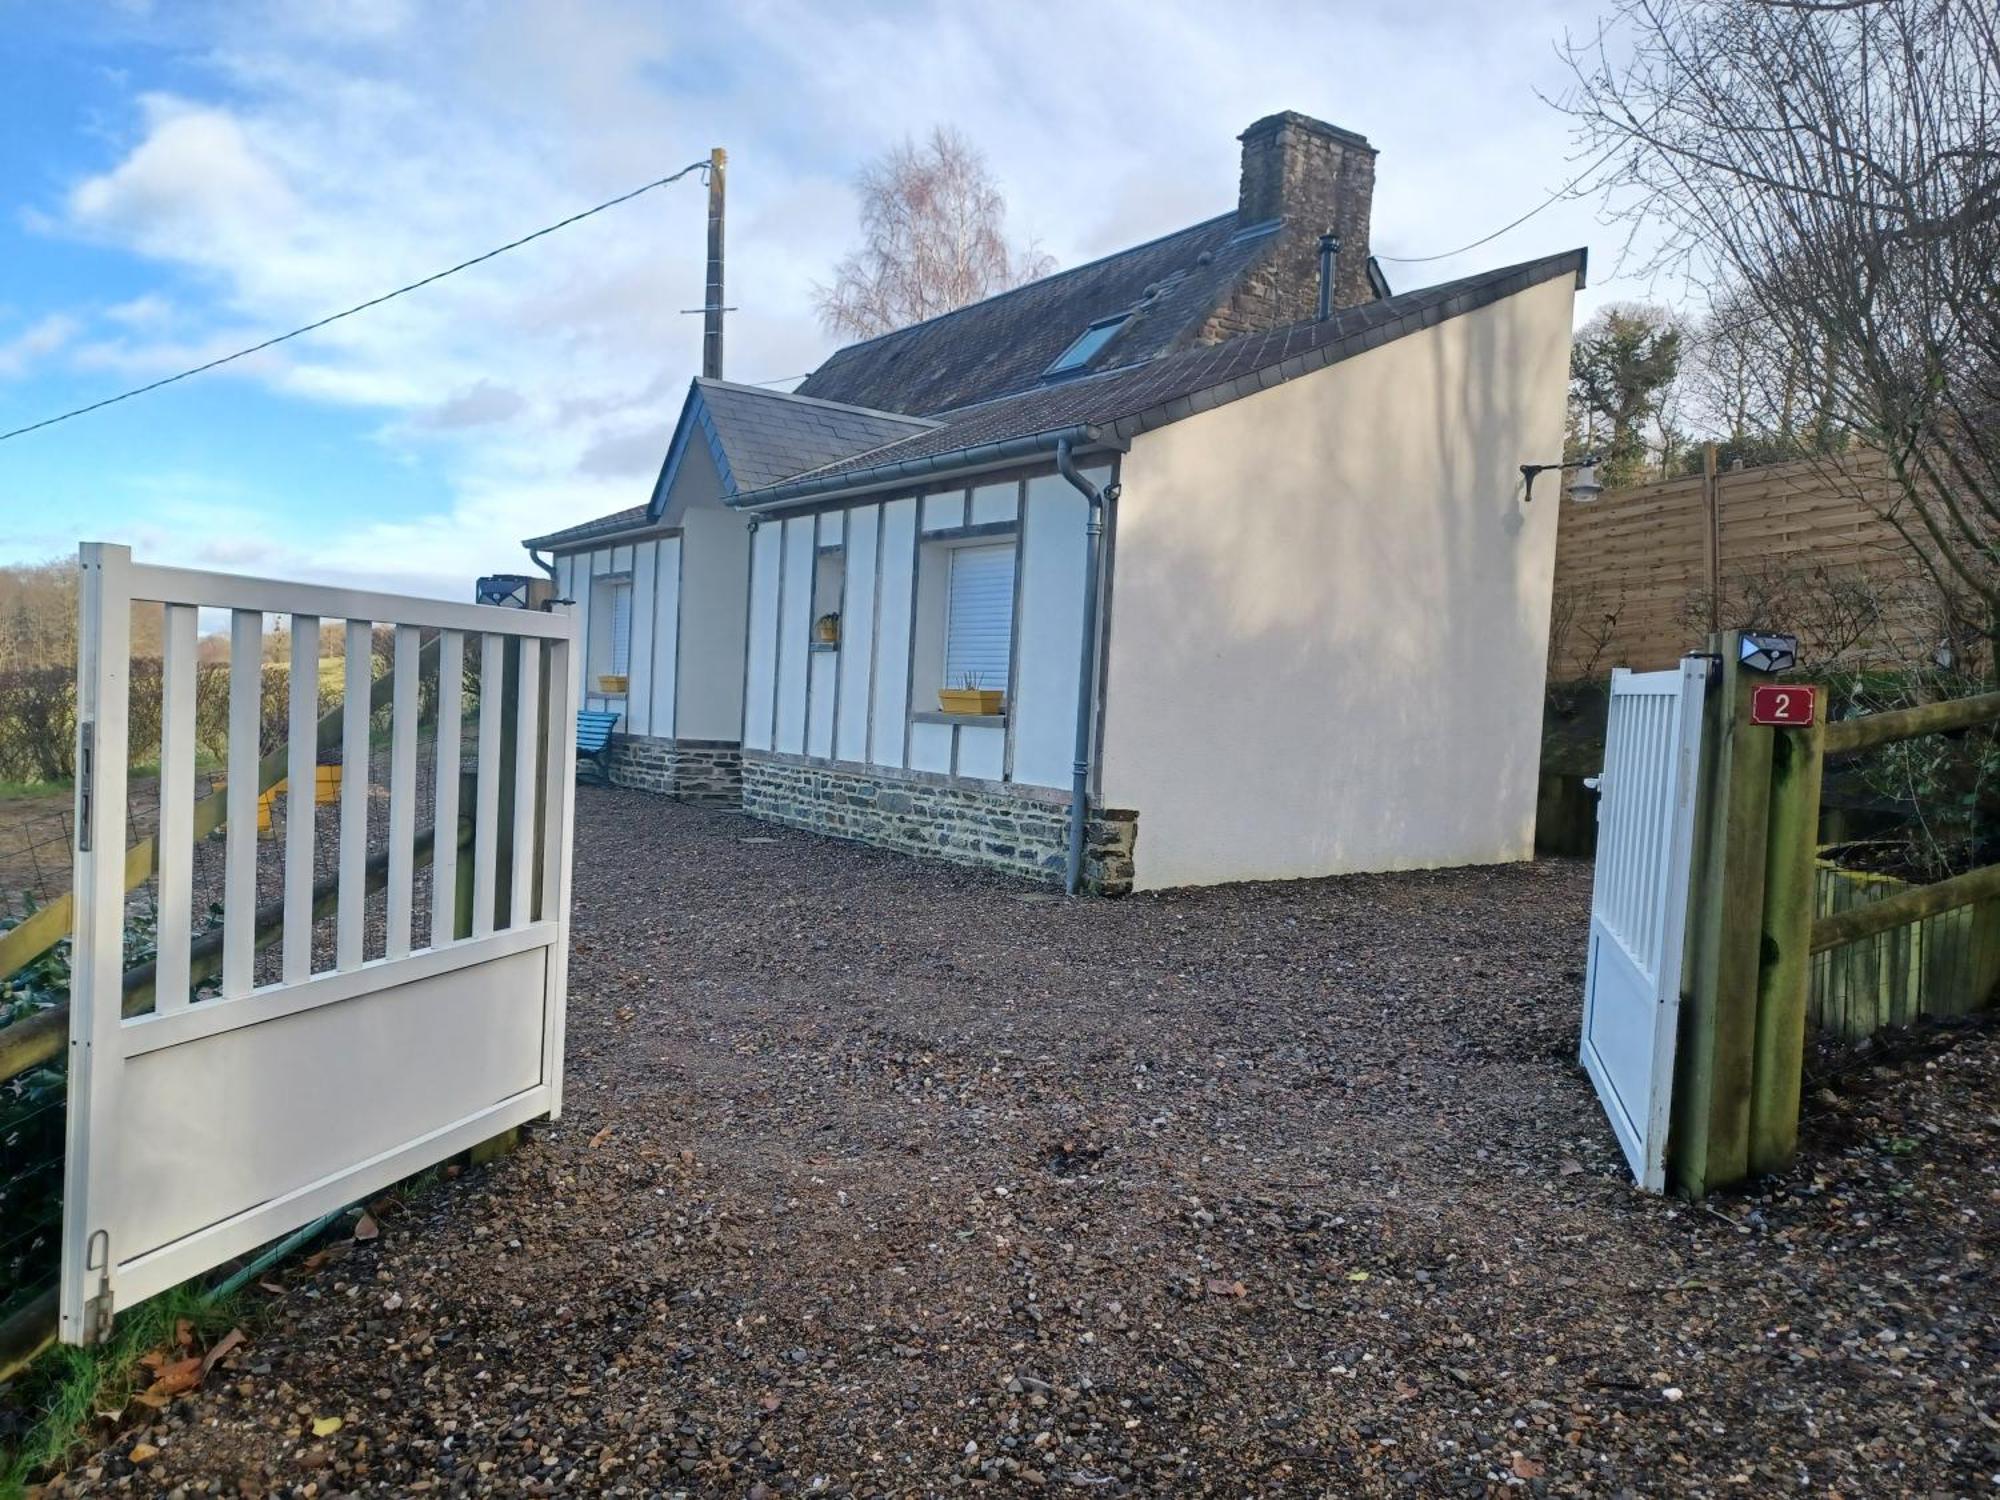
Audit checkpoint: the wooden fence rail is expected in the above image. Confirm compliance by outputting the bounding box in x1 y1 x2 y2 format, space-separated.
1810 863 2000 954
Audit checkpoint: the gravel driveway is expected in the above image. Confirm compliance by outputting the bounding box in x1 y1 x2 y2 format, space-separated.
61 787 2000 1495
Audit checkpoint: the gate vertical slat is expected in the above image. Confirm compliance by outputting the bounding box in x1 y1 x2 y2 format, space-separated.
431 630 463 949
337 620 372 969
154 604 198 1013
509 640 542 928
473 633 503 938
1605 678 1640 938
539 609 578 1115
385 625 420 959
221 609 263 1000
1639 694 1672 966
61 542 134 1344
283 615 320 985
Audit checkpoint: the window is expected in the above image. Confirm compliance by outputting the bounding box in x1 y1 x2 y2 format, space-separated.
811 546 844 647
943 543 1014 691
589 575 632 687
1043 315 1130 378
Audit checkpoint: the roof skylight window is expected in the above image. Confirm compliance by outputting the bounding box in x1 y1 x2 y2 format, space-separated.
1043 315 1131 378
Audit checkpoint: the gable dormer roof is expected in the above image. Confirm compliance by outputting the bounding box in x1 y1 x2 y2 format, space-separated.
644 378 938 522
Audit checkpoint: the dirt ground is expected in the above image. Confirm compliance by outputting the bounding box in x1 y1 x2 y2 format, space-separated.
52 788 2000 1496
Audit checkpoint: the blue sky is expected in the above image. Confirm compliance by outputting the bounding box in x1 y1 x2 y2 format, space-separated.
0 0 1652 600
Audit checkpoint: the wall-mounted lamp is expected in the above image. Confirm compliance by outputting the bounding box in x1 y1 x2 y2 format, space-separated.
1520 454 1603 504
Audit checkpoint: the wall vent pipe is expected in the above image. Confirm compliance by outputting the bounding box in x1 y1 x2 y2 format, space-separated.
1316 233 1339 321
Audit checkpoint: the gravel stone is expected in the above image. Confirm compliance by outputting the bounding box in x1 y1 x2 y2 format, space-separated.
56 787 2000 1496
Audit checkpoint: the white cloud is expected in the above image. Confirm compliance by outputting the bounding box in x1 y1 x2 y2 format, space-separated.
0 313 80 378
29 0 1634 596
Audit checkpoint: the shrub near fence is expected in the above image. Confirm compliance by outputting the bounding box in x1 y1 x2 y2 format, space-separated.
0 658 379 786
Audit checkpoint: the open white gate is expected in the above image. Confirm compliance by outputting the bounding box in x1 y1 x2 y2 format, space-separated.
1579 658 1709 1192
61 543 578 1344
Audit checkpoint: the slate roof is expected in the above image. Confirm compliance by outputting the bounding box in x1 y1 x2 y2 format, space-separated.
730 250 1588 511
523 505 652 552
793 214 1282 416
690 379 938 493
522 381 937 551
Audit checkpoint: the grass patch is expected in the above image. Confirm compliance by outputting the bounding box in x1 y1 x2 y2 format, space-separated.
0 781 68 804
0 1284 244 1497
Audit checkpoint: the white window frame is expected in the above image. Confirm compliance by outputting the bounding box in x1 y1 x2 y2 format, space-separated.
942 542 1015 694
587 574 633 690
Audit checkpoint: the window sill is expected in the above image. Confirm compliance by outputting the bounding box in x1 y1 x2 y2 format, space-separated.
912 710 1007 728
808 641 839 654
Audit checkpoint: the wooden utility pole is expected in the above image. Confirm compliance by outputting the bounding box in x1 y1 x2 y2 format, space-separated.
1701 443 1721 633
703 147 726 380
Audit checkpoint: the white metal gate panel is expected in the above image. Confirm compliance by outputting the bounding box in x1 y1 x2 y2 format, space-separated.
61 544 579 1343
1579 658 1709 1192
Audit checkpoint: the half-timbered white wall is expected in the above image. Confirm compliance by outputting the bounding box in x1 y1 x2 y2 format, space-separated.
555 536 681 737
741 467 1106 791
551 436 751 743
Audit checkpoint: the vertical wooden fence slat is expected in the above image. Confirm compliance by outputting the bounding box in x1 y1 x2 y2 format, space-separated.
337 620 372 970
221 609 262 1000
473 633 502 938
431 629 463 949
509 640 542 928
385 625 419 958
153 605 198 1013
283 614 320 984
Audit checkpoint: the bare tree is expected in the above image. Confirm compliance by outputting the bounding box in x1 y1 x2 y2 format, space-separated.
814 126 1056 340
1559 0 2000 674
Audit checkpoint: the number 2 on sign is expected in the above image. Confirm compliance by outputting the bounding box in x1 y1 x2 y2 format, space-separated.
1749 684 1816 726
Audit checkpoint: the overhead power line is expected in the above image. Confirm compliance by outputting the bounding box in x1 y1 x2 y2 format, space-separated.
0 159 711 444
1374 143 1620 265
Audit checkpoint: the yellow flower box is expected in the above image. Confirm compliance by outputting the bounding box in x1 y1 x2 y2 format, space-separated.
938 688 1004 716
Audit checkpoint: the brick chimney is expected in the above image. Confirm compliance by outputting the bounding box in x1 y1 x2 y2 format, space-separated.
1201 111 1378 339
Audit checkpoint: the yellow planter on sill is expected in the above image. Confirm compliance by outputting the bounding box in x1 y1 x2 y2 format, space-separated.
938 688 1004 716
597 674 629 695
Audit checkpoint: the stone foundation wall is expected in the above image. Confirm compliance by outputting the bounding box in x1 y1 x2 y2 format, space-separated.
741 752 1137 895
606 735 742 806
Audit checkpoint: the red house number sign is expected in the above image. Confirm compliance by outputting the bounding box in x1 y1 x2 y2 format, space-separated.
1750 684 1817 727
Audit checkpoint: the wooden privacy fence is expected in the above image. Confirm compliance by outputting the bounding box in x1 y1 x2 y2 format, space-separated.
1550 450 1947 680
1673 630 1999 1196
1809 863 2000 1038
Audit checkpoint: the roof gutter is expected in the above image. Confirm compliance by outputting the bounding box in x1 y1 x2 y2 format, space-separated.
1055 436 1117 897
733 423 1115 514
527 547 557 581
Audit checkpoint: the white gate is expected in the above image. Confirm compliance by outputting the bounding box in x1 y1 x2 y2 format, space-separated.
1579 658 1709 1192
61 543 578 1344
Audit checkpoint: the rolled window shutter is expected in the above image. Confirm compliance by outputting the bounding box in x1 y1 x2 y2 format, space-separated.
944 544 1014 690
611 583 633 676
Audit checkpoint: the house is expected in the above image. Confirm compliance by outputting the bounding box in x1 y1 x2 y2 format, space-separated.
523 110 1583 894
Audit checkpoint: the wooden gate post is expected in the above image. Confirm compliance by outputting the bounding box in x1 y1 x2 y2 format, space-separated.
1671 630 1772 1197
1749 688 1826 1175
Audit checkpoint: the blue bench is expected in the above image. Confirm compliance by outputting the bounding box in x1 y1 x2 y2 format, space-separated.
576 709 621 783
